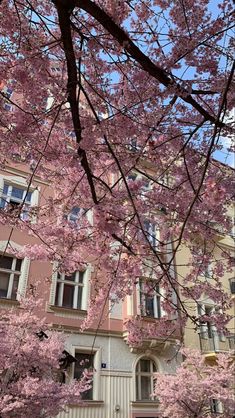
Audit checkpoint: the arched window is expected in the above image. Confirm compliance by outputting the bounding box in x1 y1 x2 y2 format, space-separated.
135 357 157 400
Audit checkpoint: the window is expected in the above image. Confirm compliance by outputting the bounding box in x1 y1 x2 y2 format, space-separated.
5 87 13 99
139 279 161 318
55 271 86 310
135 357 156 401
0 183 33 220
128 138 140 152
229 278 235 294
143 220 158 249
67 207 81 223
198 304 214 338
3 103 12 111
0 255 22 300
211 399 222 414
74 352 94 400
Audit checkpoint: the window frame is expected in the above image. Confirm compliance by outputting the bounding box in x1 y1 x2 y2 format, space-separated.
0 241 30 303
0 255 22 300
70 346 101 402
52 268 90 311
229 278 235 295
73 351 94 400
135 356 157 401
198 303 226 347
138 278 162 319
55 271 86 310
0 176 39 222
143 220 159 250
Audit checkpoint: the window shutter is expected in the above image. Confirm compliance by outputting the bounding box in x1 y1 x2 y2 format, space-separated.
17 257 30 299
81 267 91 310
49 265 58 305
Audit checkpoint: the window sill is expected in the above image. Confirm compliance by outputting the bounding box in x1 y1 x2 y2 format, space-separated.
0 298 20 307
142 316 161 322
47 304 87 318
131 400 159 408
69 400 104 407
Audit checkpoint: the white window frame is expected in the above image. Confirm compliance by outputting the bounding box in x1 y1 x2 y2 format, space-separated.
135 356 157 401
70 346 101 401
143 219 159 250
198 303 226 346
67 206 93 225
0 241 30 302
0 256 22 299
138 278 162 319
210 399 223 414
0 175 39 222
50 266 90 311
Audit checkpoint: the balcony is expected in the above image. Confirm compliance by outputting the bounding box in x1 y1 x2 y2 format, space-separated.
199 331 235 355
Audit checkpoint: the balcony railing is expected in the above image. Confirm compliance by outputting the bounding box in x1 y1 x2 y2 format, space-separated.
199 331 234 354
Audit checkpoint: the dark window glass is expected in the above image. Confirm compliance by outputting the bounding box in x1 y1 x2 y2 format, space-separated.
3 184 8 195
11 186 24 200
230 279 235 294
140 359 150 372
74 353 93 400
78 271 84 284
0 273 9 297
12 277 19 300
140 376 151 400
15 259 22 271
62 284 74 308
145 296 155 317
64 272 76 282
0 256 13 270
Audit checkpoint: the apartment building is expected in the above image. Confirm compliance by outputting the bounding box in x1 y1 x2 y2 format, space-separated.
0 83 234 418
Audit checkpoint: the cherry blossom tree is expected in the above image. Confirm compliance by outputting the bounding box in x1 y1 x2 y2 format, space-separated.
0 299 92 418
154 349 235 418
0 0 234 338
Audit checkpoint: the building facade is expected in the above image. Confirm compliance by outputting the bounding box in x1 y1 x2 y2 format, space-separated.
0 84 234 418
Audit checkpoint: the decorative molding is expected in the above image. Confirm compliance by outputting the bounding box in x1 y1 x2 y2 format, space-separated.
0 298 20 308
47 304 87 319
0 240 22 253
69 401 104 407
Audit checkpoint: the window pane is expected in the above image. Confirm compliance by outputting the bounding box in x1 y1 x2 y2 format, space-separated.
78 271 84 284
0 256 13 270
15 259 22 271
3 184 8 195
11 276 19 300
81 386 93 400
140 359 150 372
76 286 83 309
11 187 24 200
74 353 93 378
230 279 235 294
74 353 93 400
0 272 9 298
64 272 76 282
71 207 80 217
145 296 155 317
25 191 32 203
55 282 61 306
0 198 6 209
62 284 74 308
140 376 151 399
69 207 80 222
